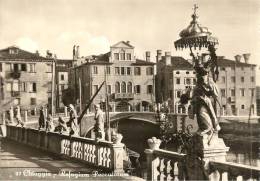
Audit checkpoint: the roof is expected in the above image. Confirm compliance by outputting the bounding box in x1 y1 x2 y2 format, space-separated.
132 59 155 65
111 41 134 48
0 46 52 62
217 57 256 67
161 56 193 70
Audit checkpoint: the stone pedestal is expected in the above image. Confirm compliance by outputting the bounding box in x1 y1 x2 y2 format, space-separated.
185 133 229 180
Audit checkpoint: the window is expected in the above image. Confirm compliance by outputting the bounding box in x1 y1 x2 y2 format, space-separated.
231 76 236 83
240 88 245 96
12 82 19 91
231 66 235 70
14 98 20 105
60 84 65 91
114 53 119 60
250 88 255 97
20 82 26 92
29 64 36 72
146 67 153 75
193 78 197 85
134 67 141 75
107 85 111 94
121 82 126 93
5 63 12 72
32 83 37 92
30 98 36 105
251 76 255 82
13 64 19 72
135 85 141 94
120 53 125 60
126 53 131 60
127 67 131 75
0 63 2 72
222 76 226 83
6 82 12 91
121 67 125 75
147 85 153 94
186 71 190 74
176 71 180 74
106 66 111 75
221 89 226 97
127 82 132 93
176 78 180 84
93 85 98 93
241 77 244 83
115 82 120 93
46 63 52 72
21 64 27 71
93 66 98 74
176 90 181 98
115 67 120 75
221 67 225 71
241 105 245 109
231 89 235 97
185 78 191 85
61 74 64 80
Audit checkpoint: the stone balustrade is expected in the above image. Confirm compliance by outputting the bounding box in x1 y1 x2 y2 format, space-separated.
5 125 125 173
145 138 260 181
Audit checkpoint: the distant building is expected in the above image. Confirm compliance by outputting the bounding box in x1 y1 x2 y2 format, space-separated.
0 46 53 114
156 51 257 116
0 46 73 114
68 41 156 112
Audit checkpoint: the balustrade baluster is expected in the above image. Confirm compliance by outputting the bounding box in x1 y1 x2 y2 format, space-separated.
166 160 173 181
158 158 166 180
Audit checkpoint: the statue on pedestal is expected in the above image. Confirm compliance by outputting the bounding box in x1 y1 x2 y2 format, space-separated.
38 106 46 130
94 104 105 140
67 104 79 136
15 106 24 127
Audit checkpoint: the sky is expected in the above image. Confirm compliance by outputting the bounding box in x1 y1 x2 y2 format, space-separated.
0 0 260 82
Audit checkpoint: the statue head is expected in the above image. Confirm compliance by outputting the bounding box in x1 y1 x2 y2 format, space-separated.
94 104 101 112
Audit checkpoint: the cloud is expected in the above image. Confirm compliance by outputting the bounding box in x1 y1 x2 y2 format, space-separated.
14 37 39 52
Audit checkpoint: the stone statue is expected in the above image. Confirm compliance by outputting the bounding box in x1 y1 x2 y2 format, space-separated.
38 106 46 130
45 114 54 132
54 117 68 134
94 104 105 140
15 106 24 127
8 106 14 125
67 104 79 136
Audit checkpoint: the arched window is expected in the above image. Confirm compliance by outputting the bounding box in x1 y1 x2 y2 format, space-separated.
121 82 126 93
127 82 132 93
115 82 120 93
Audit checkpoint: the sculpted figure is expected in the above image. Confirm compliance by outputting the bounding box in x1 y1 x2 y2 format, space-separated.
38 106 46 130
67 104 79 136
94 104 105 140
15 106 24 127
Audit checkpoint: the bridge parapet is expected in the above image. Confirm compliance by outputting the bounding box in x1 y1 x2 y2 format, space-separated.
145 140 260 181
5 125 125 174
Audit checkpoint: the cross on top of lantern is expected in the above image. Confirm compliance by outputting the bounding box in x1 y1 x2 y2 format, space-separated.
174 4 218 50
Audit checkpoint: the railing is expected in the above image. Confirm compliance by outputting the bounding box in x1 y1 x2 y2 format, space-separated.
5 125 125 173
145 148 260 181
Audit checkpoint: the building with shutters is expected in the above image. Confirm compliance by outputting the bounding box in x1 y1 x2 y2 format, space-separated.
68 41 156 112
156 51 257 116
0 46 73 114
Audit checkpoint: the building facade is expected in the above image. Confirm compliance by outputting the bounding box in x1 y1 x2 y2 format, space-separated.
67 41 156 112
0 46 54 114
156 51 257 116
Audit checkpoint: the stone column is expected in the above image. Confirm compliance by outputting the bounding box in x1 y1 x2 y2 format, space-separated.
64 106 68 117
144 137 161 181
24 110 28 122
34 107 37 116
111 143 125 173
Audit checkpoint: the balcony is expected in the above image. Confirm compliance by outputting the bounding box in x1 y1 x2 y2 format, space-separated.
11 91 20 97
10 71 21 79
114 93 134 100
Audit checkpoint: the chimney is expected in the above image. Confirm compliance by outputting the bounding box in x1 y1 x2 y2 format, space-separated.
145 51 151 62
35 50 39 56
73 45 76 60
156 50 162 63
234 55 242 62
76 46 80 59
165 51 171 65
243 53 250 64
